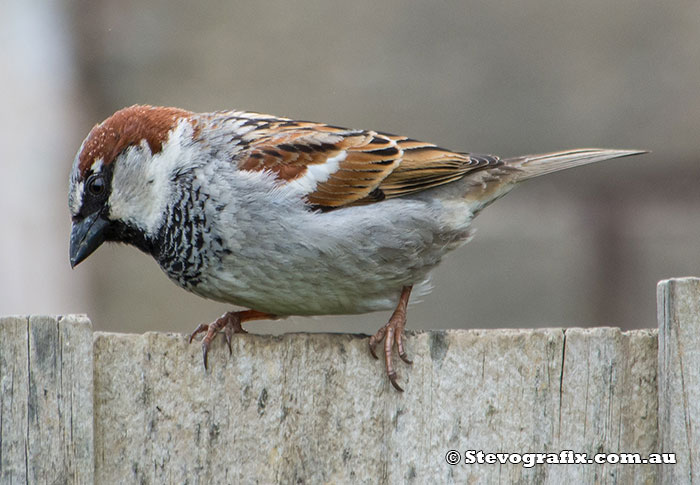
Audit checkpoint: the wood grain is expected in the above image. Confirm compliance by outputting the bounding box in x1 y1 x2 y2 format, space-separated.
0 315 94 485
658 277 700 484
92 327 656 483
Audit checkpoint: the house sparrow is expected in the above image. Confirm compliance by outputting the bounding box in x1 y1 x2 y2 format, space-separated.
68 105 644 391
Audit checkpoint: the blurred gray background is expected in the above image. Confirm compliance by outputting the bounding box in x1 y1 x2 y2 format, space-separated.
2 0 699 335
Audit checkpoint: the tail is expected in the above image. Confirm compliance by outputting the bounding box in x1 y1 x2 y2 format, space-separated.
503 148 647 182
462 148 647 213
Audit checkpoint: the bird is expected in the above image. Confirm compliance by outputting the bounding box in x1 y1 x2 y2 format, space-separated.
68 105 645 391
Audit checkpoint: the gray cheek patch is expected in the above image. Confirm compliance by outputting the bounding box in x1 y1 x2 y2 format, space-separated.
68 180 85 216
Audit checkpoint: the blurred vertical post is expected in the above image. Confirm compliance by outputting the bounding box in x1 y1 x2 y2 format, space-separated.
0 0 88 314
658 277 700 482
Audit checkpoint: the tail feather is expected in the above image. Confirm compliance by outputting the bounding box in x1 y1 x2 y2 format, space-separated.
462 148 647 214
503 148 647 182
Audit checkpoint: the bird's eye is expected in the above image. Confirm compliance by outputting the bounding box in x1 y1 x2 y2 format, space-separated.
86 175 106 197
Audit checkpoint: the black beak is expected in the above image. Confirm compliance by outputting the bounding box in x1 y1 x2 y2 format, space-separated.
70 211 110 268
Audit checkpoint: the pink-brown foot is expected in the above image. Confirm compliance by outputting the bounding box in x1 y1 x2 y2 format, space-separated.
368 286 413 391
188 310 275 369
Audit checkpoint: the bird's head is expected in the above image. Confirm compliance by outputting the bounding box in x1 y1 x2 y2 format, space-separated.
68 105 196 268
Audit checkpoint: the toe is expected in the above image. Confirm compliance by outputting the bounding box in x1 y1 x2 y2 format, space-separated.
368 335 381 360
188 323 209 343
397 333 412 365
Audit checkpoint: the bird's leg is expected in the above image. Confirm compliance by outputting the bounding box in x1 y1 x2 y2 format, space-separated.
188 309 276 369
369 286 413 391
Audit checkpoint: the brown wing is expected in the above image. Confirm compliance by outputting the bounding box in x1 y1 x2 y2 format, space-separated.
234 116 502 209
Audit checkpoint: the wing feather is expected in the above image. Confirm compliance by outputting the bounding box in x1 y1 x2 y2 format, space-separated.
230 115 502 209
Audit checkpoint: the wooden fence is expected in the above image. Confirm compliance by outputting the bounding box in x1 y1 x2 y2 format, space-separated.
1 278 698 484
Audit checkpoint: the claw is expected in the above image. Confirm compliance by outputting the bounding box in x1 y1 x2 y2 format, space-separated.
388 371 404 392
368 326 387 360
224 325 233 355
202 343 210 370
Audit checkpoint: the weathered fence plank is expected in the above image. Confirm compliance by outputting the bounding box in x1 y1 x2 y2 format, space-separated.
552 327 658 484
658 277 700 484
0 316 30 483
3 277 700 483
0 315 94 485
91 327 657 484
